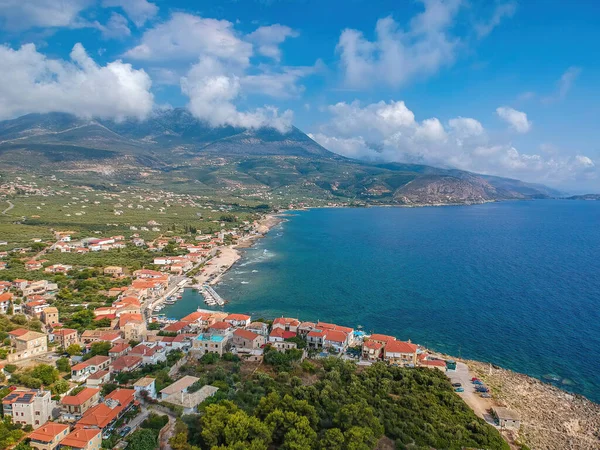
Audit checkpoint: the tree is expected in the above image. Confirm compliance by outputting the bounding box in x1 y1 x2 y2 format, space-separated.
102 383 118 396
126 429 157 450
31 364 59 385
3 364 17 374
56 357 71 373
319 428 345 450
51 379 70 395
83 341 111 360
66 344 83 356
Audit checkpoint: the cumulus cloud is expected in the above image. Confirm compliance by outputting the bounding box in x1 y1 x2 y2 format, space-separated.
0 0 93 30
124 13 252 65
336 0 462 88
475 2 517 38
181 57 293 132
97 12 131 40
102 0 158 27
0 43 153 121
310 99 595 187
496 106 531 133
247 24 299 61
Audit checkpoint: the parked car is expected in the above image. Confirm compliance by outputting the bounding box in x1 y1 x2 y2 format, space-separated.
451 382 462 387
119 426 131 437
471 377 480 382
480 393 492 398
102 431 112 440
472 380 484 385
475 387 489 393
454 387 464 393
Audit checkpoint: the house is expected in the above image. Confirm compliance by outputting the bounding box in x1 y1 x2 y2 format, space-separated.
192 334 228 356
232 329 265 350
44 264 72 274
53 328 78 349
159 376 199 401
2 389 52 428
70 356 111 382
60 387 101 421
129 344 166 365
383 340 418 366
269 328 296 343
272 317 300 333
133 269 164 279
247 321 269 337
104 266 124 277
362 340 384 361
207 321 233 336
271 341 298 352
0 292 12 314
224 313 251 328
41 307 59 325
25 260 43 271
117 313 147 341
24 299 50 317
162 383 218 415
60 427 102 450
108 342 130 360
324 330 350 353
85 370 111 389
110 355 143 373
306 329 327 349
419 359 447 371
492 407 521 429
368 334 397 345
163 321 190 334
133 377 157 400
7 329 48 362
27 422 70 450
0 261 6 270
298 322 316 336
81 330 122 344
76 389 135 431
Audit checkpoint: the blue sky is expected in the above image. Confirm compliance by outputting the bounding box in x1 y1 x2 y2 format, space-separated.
0 0 598 191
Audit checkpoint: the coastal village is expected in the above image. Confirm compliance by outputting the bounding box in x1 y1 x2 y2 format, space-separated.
0 176 598 450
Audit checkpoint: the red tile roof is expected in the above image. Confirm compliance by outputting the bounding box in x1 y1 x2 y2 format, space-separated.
233 329 260 340
163 321 188 332
61 427 101 448
130 344 158 357
369 334 397 343
28 423 69 443
363 340 383 350
8 328 29 337
109 343 130 354
325 330 348 344
54 328 77 337
118 313 143 327
61 387 100 406
273 317 300 326
111 355 143 371
420 359 446 367
225 313 251 321
209 321 231 330
384 340 417 354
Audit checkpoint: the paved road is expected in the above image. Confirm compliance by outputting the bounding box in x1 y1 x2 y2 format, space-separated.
1 200 13 215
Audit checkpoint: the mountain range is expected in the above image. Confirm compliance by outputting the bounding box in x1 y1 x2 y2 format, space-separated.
0 109 563 205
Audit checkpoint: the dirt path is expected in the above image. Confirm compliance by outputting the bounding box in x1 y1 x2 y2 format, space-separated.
1 200 13 215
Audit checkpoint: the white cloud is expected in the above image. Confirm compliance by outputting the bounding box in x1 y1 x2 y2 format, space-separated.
496 106 531 133
97 12 131 40
336 0 462 88
0 43 153 121
475 2 517 38
247 24 299 61
542 66 582 104
102 0 158 27
310 99 595 187
124 13 252 65
0 0 93 30
181 57 293 132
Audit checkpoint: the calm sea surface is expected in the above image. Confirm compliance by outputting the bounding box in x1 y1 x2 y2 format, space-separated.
161 201 600 402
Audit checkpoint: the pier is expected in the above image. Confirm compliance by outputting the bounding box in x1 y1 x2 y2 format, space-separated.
201 284 226 306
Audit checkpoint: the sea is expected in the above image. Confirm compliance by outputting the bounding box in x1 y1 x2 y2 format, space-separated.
160 200 600 402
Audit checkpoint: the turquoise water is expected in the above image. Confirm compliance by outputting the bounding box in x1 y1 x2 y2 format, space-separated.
161 201 600 402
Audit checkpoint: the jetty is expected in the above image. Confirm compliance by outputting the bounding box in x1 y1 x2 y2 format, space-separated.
201 284 226 306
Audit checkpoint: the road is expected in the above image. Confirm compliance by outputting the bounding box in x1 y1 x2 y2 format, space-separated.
1 200 13 215
449 361 496 424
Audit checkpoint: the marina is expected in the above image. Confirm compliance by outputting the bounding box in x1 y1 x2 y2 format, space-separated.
200 284 227 306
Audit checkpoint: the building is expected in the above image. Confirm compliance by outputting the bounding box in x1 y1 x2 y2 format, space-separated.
492 407 521 429
60 387 101 421
53 328 78 349
246 321 269 337
133 377 157 400
271 341 298 352
269 328 296 343
232 329 265 350
41 307 59 326
192 334 228 356
2 389 52 428
85 370 111 389
27 422 70 450
117 314 147 341
306 329 327 349
7 328 48 362
129 344 166 365
272 317 300 333
224 313 251 328
419 359 447 371
207 321 233 336
110 355 143 373
59 428 102 450
80 330 122 345
108 342 130 360
104 266 124 277
383 340 418 366
160 375 199 401
323 330 350 353
24 300 50 317
76 389 135 431
362 340 384 361
0 292 12 314
70 356 111 382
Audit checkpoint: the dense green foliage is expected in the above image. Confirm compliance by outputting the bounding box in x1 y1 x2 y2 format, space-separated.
0 417 25 450
177 359 509 450
126 428 158 450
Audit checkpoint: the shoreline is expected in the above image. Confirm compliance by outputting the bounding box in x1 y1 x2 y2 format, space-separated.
194 209 599 448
